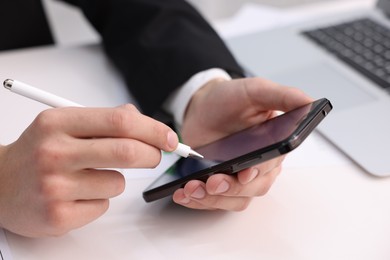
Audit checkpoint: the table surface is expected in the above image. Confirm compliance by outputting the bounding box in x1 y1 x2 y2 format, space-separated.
2 1 390 259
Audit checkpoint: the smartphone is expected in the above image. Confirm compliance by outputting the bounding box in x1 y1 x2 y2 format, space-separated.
143 98 332 202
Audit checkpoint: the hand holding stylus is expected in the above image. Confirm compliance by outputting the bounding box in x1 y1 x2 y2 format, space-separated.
0 78 201 237
3 79 203 159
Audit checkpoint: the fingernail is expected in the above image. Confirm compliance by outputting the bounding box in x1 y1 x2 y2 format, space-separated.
180 197 191 204
246 168 259 184
167 131 178 150
191 186 206 199
215 180 230 194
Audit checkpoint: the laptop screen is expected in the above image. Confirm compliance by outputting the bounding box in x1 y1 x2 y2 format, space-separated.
378 0 390 14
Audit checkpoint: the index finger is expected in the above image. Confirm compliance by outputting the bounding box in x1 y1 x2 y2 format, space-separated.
243 77 314 112
34 104 178 152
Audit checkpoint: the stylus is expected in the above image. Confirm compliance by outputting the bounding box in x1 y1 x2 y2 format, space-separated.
3 79 204 159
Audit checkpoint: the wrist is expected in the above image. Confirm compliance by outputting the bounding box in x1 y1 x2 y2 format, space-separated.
185 77 228 119
181 77 229 144
164 68 232 128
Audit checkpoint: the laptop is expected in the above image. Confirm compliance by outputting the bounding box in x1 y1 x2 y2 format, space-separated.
226 0 390 177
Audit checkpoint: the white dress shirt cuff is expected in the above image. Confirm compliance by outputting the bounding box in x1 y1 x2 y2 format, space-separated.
163 68 232 128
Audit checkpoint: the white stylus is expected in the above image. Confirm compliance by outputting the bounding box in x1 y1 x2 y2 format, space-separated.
3 79 204 159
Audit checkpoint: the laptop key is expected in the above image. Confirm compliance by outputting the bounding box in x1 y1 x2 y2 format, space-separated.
302 18 390 90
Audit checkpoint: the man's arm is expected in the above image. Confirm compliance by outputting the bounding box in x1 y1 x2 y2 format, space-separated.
59 0 244 116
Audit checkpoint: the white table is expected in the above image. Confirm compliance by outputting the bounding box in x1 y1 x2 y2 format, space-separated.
2 0 390 259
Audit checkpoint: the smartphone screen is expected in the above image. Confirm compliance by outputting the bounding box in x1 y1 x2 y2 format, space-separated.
143 98 332 202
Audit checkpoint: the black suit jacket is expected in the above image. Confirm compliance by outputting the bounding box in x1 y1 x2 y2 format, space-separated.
2 0 244 116
0 0 54 51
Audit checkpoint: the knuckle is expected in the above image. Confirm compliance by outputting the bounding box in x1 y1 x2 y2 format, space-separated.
109 108 129 132
112 141 162 168
34 110 60 133
44 200 110 237
33 141 67 172
38 175 68 200
113 141 137 163
151 120 166 136
110 104 140 133
43 202 70 235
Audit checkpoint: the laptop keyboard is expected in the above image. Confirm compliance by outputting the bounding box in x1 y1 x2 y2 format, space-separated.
302 18 390 90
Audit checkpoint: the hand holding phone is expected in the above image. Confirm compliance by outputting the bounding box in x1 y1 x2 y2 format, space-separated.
143 98 332 202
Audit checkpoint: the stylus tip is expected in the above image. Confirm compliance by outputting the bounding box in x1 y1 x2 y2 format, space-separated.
189 150 204 159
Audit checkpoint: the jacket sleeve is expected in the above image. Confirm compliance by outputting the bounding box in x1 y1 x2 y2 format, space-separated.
58 0 244 116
